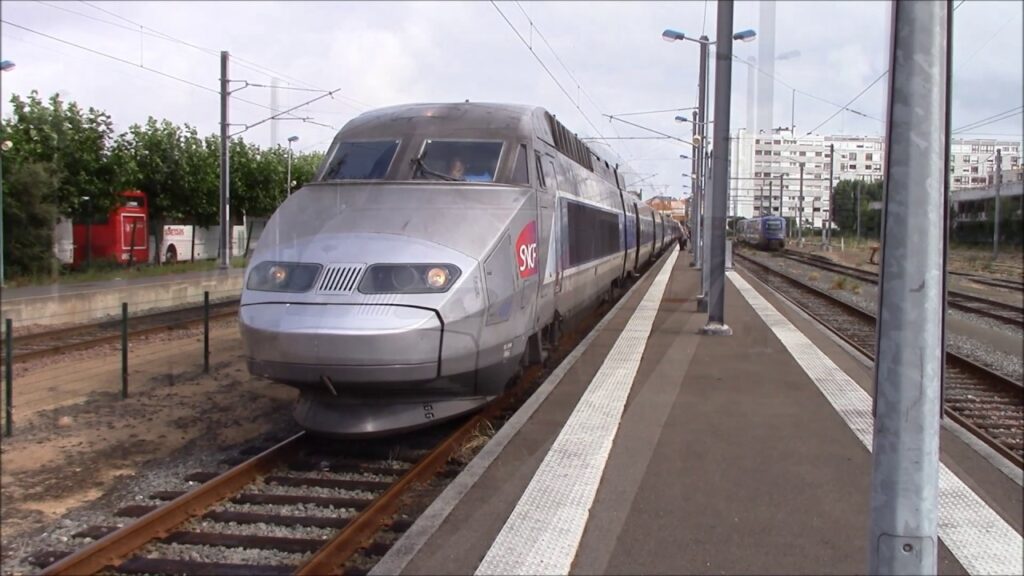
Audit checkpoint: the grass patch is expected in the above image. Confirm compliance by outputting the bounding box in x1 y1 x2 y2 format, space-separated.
831 276 849 291
807 272 820 282
451 419 496 465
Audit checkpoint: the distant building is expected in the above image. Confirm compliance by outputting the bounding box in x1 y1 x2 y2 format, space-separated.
646 195 688 223
730 128 1021 228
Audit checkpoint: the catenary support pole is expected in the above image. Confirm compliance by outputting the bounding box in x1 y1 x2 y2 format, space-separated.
827 142 835 248
993 148 1001 260
691 110 702 268
798 162 804 240
700 148 712 311
868 1 949 573
219 50 231 270
702 0 734 336
768 180 773 215
856 181 862 241
696 38 709 277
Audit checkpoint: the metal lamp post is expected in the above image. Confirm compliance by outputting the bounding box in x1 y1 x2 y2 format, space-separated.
286 135 299 196
663 22 755 316
0 59 14 287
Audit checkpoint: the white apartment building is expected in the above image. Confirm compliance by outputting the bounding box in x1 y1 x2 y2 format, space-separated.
729 128 1021 228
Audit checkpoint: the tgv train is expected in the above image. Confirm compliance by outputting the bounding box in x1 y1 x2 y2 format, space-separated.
240 102 680 436
738 215 787 251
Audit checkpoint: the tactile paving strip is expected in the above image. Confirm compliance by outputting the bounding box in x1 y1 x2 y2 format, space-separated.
729 270 1022 576
475 249 679 576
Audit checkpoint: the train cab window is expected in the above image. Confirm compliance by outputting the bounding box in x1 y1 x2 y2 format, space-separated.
535 153 547 188
414 140 503 182
511 144 530 185
320 140 399 181
122 196 145 208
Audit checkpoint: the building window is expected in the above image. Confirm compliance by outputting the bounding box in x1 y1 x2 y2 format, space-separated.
865 153 873 161
849 153 858 161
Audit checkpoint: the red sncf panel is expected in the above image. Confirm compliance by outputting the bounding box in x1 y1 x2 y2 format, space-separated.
515 220 538 278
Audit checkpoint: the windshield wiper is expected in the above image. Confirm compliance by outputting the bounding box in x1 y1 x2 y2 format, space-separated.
413 156 460 182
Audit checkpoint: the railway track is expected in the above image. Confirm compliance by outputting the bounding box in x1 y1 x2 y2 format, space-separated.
948 270 1024 292
34 424 467 576
735 251 1024 469
1 299 240 365
30 250 666 575
776 249 1024 329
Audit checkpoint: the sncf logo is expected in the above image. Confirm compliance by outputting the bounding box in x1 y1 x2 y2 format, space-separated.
516 221 538 278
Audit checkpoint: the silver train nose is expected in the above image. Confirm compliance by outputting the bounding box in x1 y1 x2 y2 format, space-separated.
241 303 442 384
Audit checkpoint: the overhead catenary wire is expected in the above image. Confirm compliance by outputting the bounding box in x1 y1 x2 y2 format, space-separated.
952 106 1024 134
0 19 337 131
72 0 369 111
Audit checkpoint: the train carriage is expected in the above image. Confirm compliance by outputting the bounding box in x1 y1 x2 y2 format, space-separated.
241 102 663 436
739 215 787 251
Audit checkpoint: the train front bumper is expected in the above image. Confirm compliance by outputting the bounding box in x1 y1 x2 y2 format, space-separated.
241 303 443 385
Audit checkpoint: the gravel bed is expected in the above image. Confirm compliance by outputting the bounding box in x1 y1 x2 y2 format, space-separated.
215 501 364 517
244 480 385 499
277 469 399 482
186 518 338 540
948 308 1024 338
1 426 298 575
947 333 1024 383
135 541 311 567
742 251 1023 384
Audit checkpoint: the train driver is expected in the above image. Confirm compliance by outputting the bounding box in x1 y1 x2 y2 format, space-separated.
448 157 493 182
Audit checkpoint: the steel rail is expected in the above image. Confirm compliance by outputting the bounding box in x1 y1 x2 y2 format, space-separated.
40 432 306 575
735 252 1023 469
777 250 1024 329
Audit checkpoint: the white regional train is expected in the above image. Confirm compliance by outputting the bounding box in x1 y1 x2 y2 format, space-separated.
239 102 680 436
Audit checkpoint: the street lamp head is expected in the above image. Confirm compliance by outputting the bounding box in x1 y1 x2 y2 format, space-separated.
732 29 757 42
679 154 690 160
0 140 12 152
674 115 689 123
0 60 15 72
661 29 686 42
287 135 299 143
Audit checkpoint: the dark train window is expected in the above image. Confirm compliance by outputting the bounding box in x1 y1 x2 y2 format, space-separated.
511 144 530 185
564 199 620 266
414 140 503 182
320 140 399 181
122 196 145 208
535 153 546 188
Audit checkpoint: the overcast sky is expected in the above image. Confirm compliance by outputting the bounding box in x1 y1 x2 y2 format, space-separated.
2 0 1021 199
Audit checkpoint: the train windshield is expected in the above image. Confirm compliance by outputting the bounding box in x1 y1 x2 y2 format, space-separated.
765 219 783 231
413 140 503 183
320 140 399 181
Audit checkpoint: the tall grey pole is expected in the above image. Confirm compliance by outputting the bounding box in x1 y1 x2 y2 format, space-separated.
0 149 5 287
827 143 835 247
287 143 294 197
768 180 773 214
701 148 712 309
219 50 231 270
868 1 949 574
798 162 804 240
993 148 1001 259
696 37 709 277
856 182 862 241
779 173 784 222
691 110 702 268
702 0 734 336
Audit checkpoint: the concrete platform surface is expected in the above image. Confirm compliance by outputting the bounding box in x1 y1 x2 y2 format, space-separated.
372 248 1023 576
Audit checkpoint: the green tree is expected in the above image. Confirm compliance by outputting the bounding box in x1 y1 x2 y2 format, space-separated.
2 161 61 278
833 179 883 238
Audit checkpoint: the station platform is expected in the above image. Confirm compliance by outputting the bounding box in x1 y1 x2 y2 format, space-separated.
372 247 1023 576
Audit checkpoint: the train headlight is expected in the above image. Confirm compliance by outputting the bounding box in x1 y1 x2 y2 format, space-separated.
359 264 461 294
426 267 449 289
247 261 322 292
